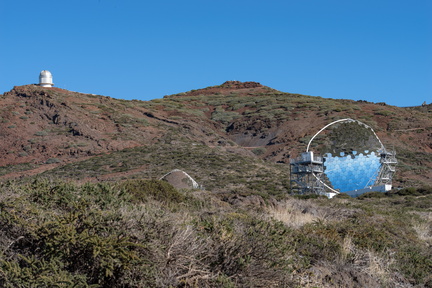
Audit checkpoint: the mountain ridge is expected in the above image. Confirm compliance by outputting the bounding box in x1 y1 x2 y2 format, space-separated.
0 82 431 187
1 81 431 287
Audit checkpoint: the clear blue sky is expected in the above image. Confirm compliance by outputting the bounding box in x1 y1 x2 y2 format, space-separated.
1 0 431 107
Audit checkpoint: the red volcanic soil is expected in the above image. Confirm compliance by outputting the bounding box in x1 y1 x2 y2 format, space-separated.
0 85 162 168
0 82 431 187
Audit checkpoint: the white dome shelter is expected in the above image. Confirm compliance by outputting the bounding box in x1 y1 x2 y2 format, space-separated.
39 70 54 87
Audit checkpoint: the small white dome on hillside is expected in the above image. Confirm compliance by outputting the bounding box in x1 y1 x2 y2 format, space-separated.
160 169 201 189
39 70 54 87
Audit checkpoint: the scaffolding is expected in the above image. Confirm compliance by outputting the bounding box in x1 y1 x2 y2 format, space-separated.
375 149 397 187
290 151 326 195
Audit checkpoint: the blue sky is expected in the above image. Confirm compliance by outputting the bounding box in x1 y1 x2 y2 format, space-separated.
1 0 431 107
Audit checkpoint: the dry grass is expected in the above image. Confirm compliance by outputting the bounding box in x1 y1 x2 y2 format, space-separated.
296 246 397 288
266 198 322 228
362 249 395 287
412 212 432 245
339 235 354 263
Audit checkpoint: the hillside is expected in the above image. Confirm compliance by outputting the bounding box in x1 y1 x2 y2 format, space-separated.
0 81 431 287
0 81 431 188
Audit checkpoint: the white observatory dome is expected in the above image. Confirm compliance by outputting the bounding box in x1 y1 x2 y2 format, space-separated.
39 70 54 87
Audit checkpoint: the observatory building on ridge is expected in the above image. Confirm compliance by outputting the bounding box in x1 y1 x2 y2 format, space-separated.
39 70 54 87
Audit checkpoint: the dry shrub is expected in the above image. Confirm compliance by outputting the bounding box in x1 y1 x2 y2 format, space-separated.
266 198 324 228
413 222 432 243
118 201 227 287
161 225 214 287
412 212 432 245
339 235 354 263
295 246 398 288
362 249 395 286
118 201 298 287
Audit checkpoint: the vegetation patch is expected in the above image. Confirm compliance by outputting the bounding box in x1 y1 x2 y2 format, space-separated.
0 180 430 287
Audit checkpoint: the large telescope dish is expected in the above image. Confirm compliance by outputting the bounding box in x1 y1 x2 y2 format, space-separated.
307 118 385 194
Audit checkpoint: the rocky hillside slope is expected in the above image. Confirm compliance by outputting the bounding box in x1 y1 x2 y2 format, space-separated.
0 82 431 288
0 81 431 187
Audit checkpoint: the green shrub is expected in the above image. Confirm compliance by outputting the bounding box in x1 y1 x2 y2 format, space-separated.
374 110 394 116
34 209 142 286
293 194 325 199
396 245 432 285
391 186 432 196
0 255 90 288
119 179 184 204
35 131 48 136
333 193 351 199
357 191 387 199
211 109 240 124
252 147 266 156
0 181 147 287
46 158 61 164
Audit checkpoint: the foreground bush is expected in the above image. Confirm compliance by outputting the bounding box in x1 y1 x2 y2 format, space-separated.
0 179 431 287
